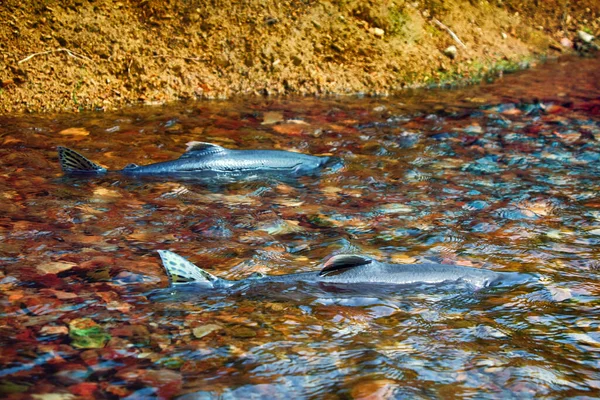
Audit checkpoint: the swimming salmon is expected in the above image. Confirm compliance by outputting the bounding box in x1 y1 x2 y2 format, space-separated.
157 250 534 291
57 142 334 178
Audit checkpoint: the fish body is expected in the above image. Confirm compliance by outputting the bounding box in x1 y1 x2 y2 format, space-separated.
157 251 533 292
58 142 333 178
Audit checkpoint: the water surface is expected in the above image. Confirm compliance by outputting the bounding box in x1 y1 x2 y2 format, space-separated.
1 56 600 398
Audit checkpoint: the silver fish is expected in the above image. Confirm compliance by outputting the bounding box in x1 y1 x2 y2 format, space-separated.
157 250 534 292
58 142 334 178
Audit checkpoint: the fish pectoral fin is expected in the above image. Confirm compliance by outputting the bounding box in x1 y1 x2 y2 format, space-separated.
180 141 227 159
158 250 219 286
57 146 107 174
318 254 372 277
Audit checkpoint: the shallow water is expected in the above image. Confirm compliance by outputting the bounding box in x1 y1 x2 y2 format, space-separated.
1 56 600 399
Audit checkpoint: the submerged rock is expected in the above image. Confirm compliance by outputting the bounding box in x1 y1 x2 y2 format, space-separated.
192 324 222 339
69 318 111 349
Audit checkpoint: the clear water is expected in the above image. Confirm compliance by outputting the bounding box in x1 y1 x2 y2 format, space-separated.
1 56 600 398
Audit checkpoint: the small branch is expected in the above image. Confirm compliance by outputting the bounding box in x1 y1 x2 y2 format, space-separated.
152 54 209 62
18 48 93 64
433 18 467 49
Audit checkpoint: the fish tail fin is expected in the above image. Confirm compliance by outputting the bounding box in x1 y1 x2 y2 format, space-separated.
158 250 221 287
57 146 107 174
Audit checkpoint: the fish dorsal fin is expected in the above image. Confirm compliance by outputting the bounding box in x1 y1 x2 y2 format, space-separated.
157 250 219 285
123 163 139 170
319 254 372 277
57 146 107 174
180 141 227 159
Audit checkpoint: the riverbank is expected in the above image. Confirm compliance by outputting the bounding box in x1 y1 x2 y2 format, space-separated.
0 0 598 113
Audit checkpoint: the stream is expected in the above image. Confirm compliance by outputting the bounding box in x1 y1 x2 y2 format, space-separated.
1 56 600 399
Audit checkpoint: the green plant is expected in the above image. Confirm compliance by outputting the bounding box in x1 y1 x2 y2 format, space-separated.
388 6 409 35
72 78 83 111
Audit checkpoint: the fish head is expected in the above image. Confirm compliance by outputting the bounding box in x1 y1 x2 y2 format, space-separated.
292 156 344 176
287 156 329 176
321 156 345 173
485 272 537 288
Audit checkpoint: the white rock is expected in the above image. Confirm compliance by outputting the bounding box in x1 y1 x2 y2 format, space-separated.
369 27 385 38
547 284 573 302
578 30 594 43
443 45 457 59
560 37 573 48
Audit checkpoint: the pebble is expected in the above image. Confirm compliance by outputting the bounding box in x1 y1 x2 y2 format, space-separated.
373 204 413 214
37 261 77 275
69 318 111 349
443 45 458 59
547 285 572 302
32 394 76 400
331 43 344 52
560 37 573 48
229 326 257 338
40 325 69 335
369 27 385 38
92 187 121 202
397 131 420 148
192 324 222 339
54 367 92 385
475 325 508 339
577 30 594 43
351 379 397 400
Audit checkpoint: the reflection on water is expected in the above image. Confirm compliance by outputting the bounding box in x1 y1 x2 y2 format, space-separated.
1 56 600 398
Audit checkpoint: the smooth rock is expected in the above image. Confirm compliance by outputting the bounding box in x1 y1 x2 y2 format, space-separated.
369 27 385 38
54 367 92 385
475 324 508 339
443 45 457 59
351 379 397 400
547 285 572 302
229 326 257 338
560 37 573 48
578 30 594 43
40 325 69 335
37 261 77 275
0 381 30 394
69 318 111 349
192 324 222 339
32 395 76 400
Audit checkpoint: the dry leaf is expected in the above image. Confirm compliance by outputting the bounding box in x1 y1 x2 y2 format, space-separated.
59 127 90 136
261 111 284 125
37 261 77 274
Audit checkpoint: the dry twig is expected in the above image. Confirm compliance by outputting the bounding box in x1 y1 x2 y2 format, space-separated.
152 54 209 62
18 48 93 64
433 18 467 49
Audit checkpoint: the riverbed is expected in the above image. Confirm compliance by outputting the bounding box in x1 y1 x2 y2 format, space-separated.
1 56 600 398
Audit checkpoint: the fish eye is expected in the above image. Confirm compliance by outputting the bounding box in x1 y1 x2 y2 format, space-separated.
484 279 501 287
248 272 266 280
